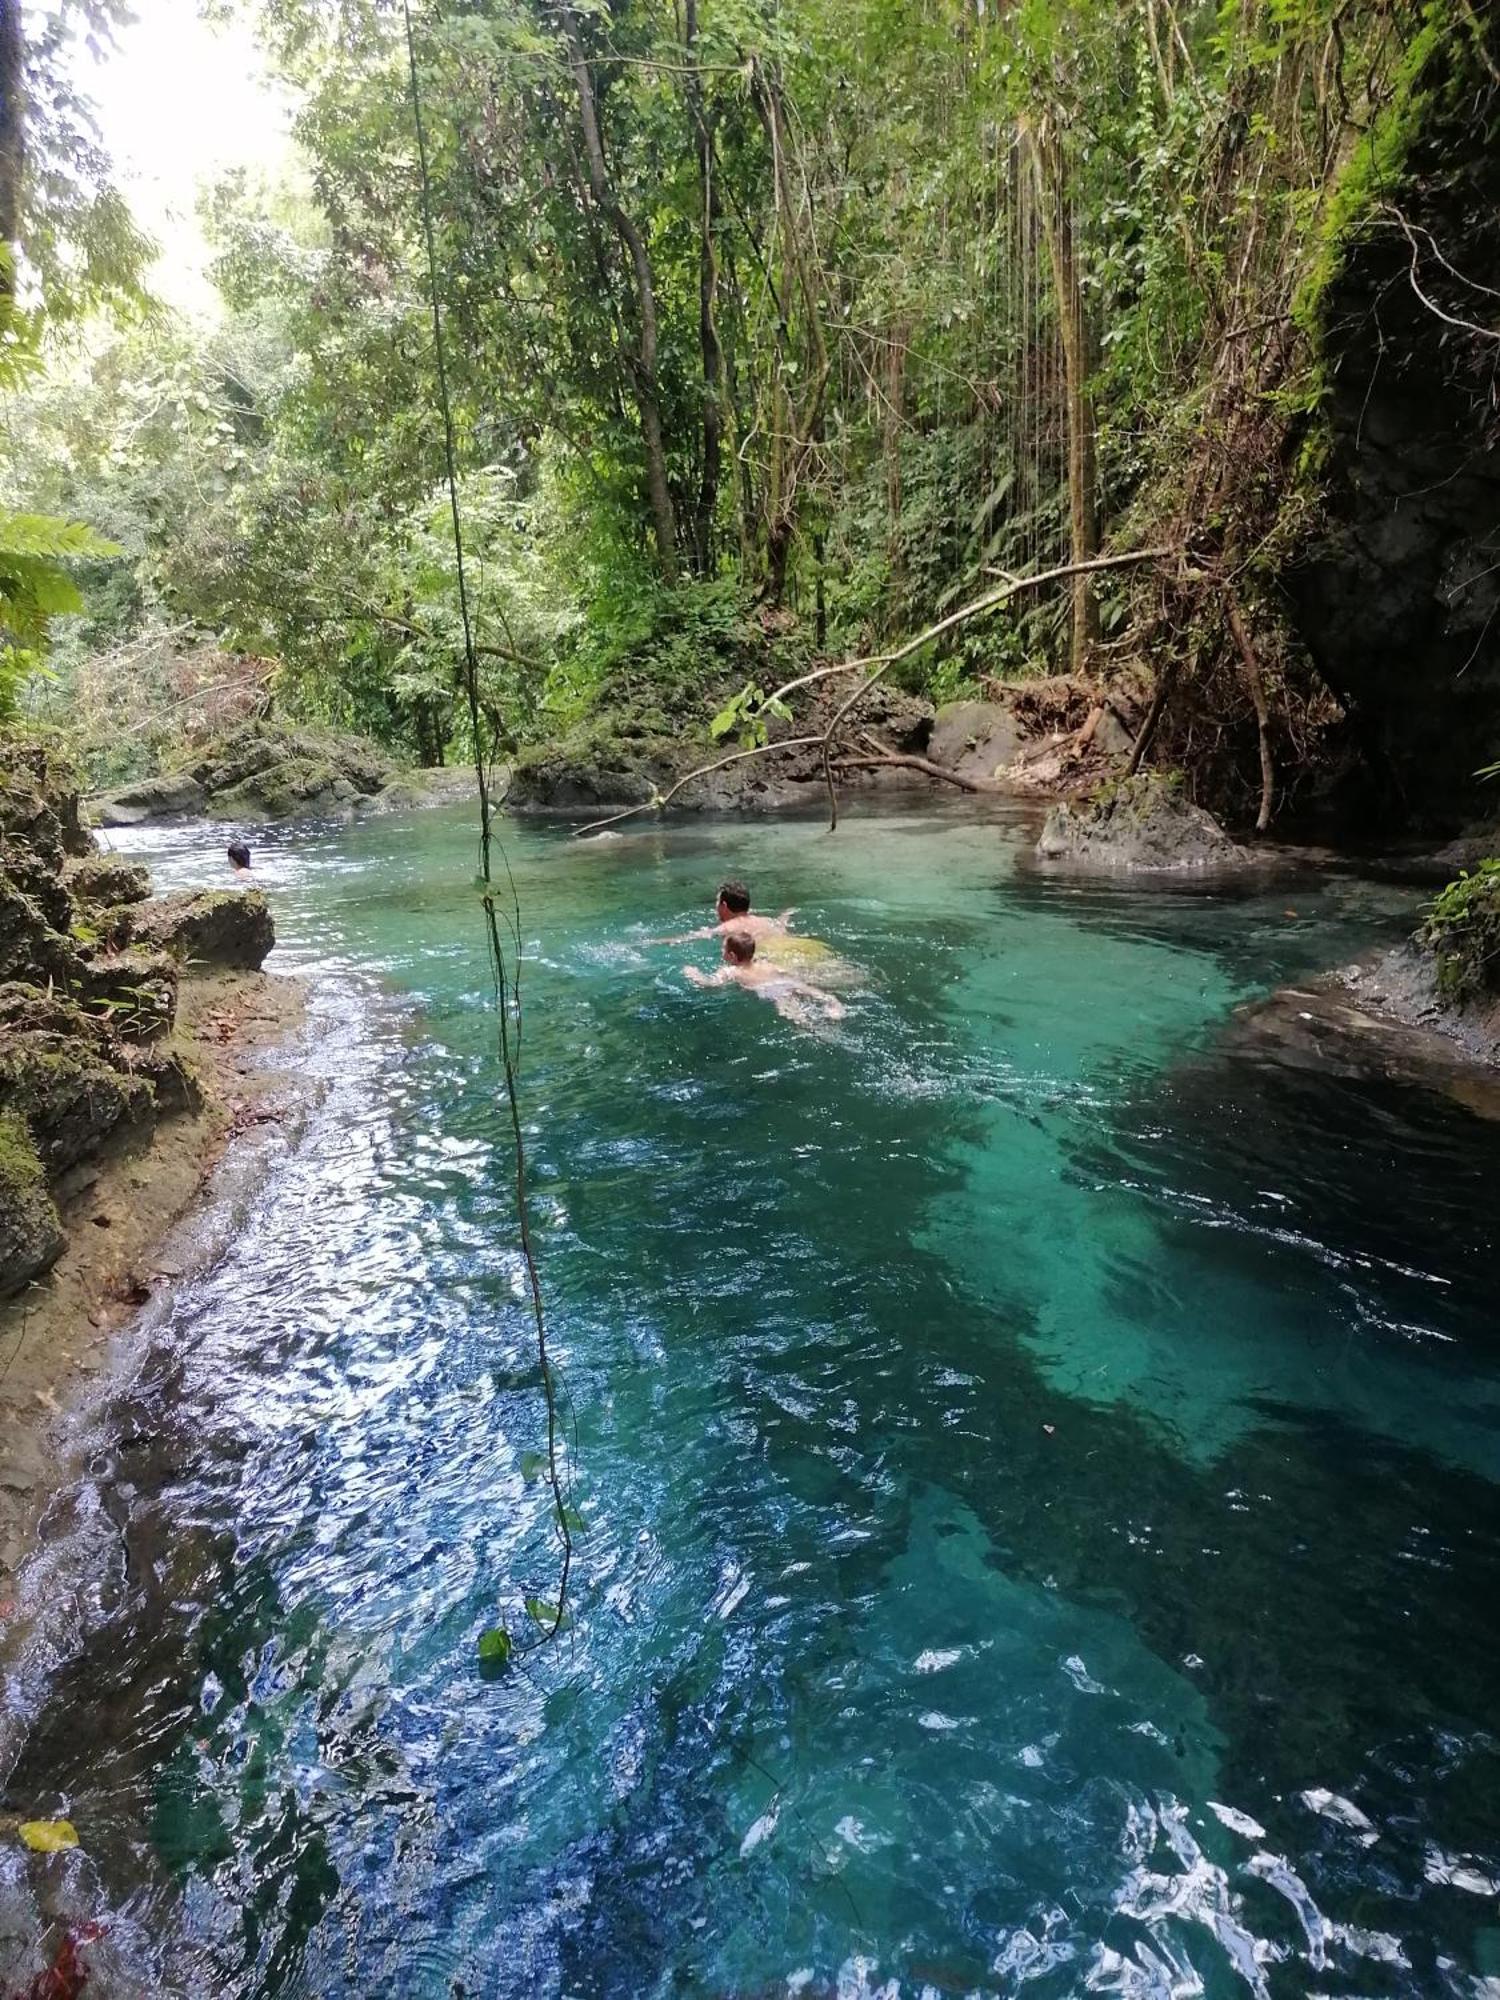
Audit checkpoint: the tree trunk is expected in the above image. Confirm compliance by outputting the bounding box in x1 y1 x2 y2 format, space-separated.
0 0 22 285
1026 123 1100 674
685 0 724 577
560 8 678 582
1226 591 1276 833
751 64 831 607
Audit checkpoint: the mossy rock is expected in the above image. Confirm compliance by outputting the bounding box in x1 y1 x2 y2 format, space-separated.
214 758 358 820
0 981 107 1045
0 742 92 935
0 742 92 867
0 1108 64 1297
120 1042 203 1117
1420 860 1500 1005
510 730 686 811
75 949 179 1042
0 876 80 986
1037 772 1249 871
0 1038 154 1174
128 889 274 972
94 772 207 826
193 723 394 811
65 854 152 907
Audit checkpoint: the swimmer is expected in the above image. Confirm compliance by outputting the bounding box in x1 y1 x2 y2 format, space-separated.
655 880 795 947
683 928 846 1025
227 840 252 878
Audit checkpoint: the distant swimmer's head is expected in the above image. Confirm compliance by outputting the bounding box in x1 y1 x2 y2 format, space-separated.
723 928 756 966
227 841 252 875
716 880 751 922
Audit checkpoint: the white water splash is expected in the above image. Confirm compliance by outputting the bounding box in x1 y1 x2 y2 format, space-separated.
1206 1802 1267 1842
1299 1787 1379 1846
740 1797 780 1858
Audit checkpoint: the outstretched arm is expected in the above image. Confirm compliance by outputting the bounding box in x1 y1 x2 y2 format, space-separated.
683 964 731 989
652 923 716 946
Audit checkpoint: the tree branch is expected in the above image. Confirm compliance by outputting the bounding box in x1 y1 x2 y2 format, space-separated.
569 546 1178 837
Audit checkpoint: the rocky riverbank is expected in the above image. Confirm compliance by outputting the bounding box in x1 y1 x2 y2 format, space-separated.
0 743 305 1577
92 721 434 826
507 670 1142 817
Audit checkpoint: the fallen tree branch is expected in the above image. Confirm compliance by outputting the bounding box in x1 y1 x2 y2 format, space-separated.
572 735 828 836
756 545 1179 717
832 749 1005 793
571 545 1179 837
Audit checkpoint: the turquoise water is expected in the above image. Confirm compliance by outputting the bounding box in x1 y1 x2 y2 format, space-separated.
4 801 1500 1999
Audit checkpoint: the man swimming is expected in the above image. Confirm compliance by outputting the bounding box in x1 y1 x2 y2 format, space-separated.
684 928 846 1025
657 880 795 947
227 840 252 878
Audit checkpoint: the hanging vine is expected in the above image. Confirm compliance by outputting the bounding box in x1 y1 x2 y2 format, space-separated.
401 0 573 1665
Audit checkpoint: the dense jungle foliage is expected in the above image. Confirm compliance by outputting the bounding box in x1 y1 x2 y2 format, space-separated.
1 0 1497 825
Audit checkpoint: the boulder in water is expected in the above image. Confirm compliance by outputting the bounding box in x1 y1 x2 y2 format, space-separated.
1036 773 1249 871
95 773 207 826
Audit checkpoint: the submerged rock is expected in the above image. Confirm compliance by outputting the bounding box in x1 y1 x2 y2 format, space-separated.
1232 950 1500 1114
128 889 274 971
1037 773 1248 871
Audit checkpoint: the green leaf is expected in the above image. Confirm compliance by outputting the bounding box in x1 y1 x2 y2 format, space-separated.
519 1450 546 1482
524 1595 573 1632
710 696 746 740
477 1627 513 1668
559 1503 586 1535
19 1818 79 1853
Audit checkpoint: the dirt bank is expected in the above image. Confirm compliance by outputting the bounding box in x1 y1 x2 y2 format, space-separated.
0 969 306 1584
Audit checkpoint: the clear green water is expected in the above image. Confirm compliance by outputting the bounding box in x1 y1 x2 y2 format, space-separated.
5 802 1500 1999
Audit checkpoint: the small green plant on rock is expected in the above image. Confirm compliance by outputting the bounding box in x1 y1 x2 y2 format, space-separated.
1422 862 1500 1005
0 1110 45 1197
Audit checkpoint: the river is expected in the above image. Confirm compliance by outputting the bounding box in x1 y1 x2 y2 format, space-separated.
2 799 1498 1999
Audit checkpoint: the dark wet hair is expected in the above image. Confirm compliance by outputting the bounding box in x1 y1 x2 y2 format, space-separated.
717 881 751 914
724 928 756 965
228 841 251 869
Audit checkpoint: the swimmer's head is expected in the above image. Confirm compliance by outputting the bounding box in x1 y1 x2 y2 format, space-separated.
723 928 756 966
716 880 751 920
227 841 252 871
